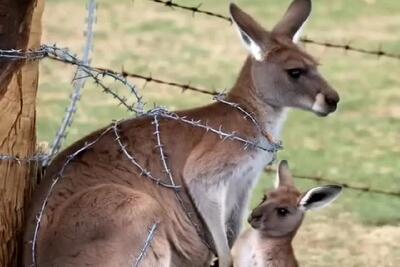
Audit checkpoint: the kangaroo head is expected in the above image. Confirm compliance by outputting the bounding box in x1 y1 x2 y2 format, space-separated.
230 0 339 116
248 160 342 238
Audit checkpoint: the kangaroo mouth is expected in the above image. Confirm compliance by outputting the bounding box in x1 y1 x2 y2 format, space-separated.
249 219 262 230
314 110 330 117
248 213 262 229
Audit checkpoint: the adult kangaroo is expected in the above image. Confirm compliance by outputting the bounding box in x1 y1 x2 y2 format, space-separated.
23 0 339 266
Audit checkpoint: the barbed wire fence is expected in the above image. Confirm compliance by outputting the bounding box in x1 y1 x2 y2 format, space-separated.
147 0 400 61
0 0 400 266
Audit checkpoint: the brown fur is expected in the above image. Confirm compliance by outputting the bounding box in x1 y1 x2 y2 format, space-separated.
23 1 339 266
24 104 261 266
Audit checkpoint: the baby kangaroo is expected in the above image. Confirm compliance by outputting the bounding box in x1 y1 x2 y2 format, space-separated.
232 160 342 267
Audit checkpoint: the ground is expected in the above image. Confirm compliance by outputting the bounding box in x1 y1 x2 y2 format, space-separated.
38 0 400 266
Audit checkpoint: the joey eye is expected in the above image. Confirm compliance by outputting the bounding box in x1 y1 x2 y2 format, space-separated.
286 68 304 79
276 207 289 217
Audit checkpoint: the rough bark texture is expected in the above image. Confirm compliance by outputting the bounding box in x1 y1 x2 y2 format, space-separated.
0 1 44 266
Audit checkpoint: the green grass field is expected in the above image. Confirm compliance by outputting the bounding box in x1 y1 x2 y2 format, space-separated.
38 0 400 265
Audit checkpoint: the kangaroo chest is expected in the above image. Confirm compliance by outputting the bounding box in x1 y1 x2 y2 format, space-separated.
232 230 264 267
224 149 273 213
233 230 296 267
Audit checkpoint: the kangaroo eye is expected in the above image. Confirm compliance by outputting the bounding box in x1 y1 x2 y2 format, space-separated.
286 68 304 79
276 207 289 217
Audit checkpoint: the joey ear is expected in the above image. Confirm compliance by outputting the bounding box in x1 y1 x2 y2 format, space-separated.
272 0 312 43
275 160 294 188
299 185 342 211
229 3 267 61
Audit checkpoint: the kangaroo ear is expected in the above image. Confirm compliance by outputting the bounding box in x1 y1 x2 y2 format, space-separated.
272 0 312 43
274 160 294 188
299 185 342 211
229 3 267 61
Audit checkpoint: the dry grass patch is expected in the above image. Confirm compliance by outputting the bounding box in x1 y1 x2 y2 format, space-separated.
295 213 400 267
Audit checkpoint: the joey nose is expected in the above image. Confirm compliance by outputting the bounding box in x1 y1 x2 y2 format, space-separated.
248 208 263 229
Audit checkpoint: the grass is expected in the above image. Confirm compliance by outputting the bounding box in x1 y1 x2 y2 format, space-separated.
38 0 400 265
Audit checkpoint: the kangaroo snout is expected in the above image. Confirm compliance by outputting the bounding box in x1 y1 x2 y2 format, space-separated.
312 91 340 116
248 206 264 229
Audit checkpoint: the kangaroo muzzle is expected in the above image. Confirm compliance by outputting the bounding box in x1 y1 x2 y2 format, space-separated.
312 93 339 116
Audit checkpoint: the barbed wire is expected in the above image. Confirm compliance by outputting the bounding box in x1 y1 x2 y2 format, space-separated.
148 0 231 22
0 46 219 97
86 66 141 113
213 94 279 146
0 154 48 164
120 70 219 96
265 167 400 197
44 45 145 113
148 0 400 61
0 45 282 158
133 222 159 267
6 40 398 119
112 120 181 189
0 44 145 113
44 0 97 166
152 114 178 188
152 108 282 153
301 38 400 60
47 47 219 96
151 111 212 250
0 49 46 60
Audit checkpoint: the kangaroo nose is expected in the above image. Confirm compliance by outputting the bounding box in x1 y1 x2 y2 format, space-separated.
248 207 264 228
325 91 340 110
325 95 339 107
248 212 261 224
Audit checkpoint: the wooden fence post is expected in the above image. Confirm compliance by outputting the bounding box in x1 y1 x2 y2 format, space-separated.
0 1 44 266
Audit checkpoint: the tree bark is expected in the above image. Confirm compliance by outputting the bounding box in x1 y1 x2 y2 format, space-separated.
0 1 44 266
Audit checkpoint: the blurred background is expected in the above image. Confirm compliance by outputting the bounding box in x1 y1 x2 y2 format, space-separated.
38 0 400 266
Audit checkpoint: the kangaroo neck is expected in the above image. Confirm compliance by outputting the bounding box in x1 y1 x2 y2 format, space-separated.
257 233 298 267
226 57 287 140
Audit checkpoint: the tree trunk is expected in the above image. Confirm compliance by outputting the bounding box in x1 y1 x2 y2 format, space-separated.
0 1 44 266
